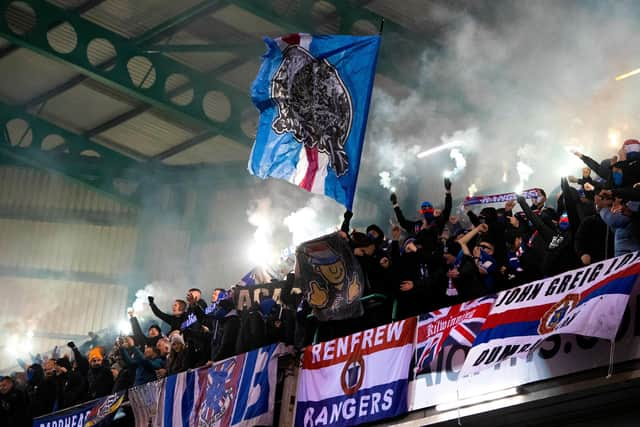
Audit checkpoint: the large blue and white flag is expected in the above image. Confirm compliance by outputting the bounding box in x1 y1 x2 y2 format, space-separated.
249 34 380 210
129 344 285 427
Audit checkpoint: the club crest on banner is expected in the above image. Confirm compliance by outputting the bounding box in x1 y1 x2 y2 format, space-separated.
198 359 237 425
271 41 353 177
538 293 580 335
340 353 365 395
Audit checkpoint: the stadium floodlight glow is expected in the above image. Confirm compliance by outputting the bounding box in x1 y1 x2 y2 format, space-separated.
435 387 520 412
416 140 460 158
615 68 640 81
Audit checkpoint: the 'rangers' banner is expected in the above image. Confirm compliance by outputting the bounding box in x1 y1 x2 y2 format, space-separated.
414 296 495 376
460 251 640 376
33 391 124 427
129 344 285 427
249 34 380 210
296 233 365 321
296 318 416 426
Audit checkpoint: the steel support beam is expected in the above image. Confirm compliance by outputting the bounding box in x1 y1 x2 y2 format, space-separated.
0 0 251 144
151 129 217 161
135 0 227 45
0 101 141 205
226 0 421 87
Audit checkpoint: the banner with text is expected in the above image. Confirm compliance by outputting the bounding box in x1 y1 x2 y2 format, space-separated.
414 296 495 377
33 392 124 427
460 251 640 377
295 318 416 427
410 251 640 410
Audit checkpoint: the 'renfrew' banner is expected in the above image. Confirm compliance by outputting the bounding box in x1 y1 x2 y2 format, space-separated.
410 251 640 410
295 318 416 426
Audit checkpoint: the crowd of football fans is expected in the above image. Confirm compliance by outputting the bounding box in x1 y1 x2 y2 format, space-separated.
1 141 639 425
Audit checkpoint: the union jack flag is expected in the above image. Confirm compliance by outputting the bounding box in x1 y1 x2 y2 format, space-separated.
415 296 495 375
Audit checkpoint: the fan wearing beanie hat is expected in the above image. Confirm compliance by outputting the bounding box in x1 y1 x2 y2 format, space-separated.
390 178 453 252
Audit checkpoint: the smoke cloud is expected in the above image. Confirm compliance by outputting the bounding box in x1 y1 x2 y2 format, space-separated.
363 1 640 205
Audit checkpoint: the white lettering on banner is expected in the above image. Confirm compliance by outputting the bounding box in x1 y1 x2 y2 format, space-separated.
37 410 91 427
426 310 476 337
311 320 406 364
303 389 395 426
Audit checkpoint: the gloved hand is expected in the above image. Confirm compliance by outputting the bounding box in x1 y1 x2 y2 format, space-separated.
390 193 398 205
67 341 76 350
343 210 353 220
444 177 452 191
148 296 154 304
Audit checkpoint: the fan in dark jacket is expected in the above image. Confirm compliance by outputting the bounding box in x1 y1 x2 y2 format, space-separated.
148 296 188 334
67 341 114 400
517 192 580 277
52 357 88 410
129 310 163 350
0 376 30 427
212 298 241 361
25 363 55 418
391 178 453 257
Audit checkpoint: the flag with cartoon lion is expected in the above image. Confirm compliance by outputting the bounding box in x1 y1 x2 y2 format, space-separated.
296 232 365 321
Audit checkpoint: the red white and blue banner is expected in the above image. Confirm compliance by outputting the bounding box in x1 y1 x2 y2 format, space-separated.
33 391 124 427
249 34 380 210
410 271 640 410
460 251 640 376
129 344 285 427
414 296 495 376
295 318 416 426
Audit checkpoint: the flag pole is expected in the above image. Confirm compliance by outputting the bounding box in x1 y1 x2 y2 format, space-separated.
379 18 385 35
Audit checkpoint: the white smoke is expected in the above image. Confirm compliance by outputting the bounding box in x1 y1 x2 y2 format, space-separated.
515 161 534 193
467 183 478 197
361 2 640 202
131 282 181 321
444 148 468 178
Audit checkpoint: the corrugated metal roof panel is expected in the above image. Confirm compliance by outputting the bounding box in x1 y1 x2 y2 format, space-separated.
0 275 127 370
167 51 238 73
0 166 138 215
38 81 137 132
0 219 138 277
47 0 87 9
97 109 199 156
83 0 203 38
0 49 77 103
211 5 285 37
162 135 249 165
220 59 260 91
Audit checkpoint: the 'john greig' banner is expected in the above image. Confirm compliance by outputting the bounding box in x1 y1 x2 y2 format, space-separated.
296 232 365 321
33 391 124 427
459 251 640 376
296 318 416 427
